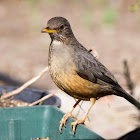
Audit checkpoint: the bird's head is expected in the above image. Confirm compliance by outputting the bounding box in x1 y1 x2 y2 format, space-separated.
41 17 74 43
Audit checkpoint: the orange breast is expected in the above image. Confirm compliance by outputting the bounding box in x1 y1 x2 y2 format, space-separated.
49 54 101 100
61 73 100 99
50 67 100 100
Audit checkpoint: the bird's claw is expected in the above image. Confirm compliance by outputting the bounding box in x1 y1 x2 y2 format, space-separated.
59 111 75 133
70 119 85 135
70 121 77 136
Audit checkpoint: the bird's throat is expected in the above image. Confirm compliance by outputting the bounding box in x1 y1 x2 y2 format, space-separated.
52 40 63 46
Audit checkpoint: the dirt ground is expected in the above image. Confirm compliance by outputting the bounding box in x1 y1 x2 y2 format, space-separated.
0 0 140 139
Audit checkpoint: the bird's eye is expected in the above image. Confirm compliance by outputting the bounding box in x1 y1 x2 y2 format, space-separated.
60 25 64 29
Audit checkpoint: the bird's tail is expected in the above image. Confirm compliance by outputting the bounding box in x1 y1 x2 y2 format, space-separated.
114 87 140 110
123 92 140 110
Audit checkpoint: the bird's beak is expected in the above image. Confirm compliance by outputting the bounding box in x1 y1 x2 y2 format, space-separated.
41 28 56 33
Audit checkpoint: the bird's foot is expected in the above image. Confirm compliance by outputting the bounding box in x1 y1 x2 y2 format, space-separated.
70 118 86 135
59 111 76 133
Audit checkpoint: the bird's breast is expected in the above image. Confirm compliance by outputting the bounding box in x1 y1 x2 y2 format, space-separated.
48 42 75 88
48 42 101 100
48 41 74 75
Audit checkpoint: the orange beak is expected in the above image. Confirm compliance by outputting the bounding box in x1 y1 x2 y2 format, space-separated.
41 28 56 33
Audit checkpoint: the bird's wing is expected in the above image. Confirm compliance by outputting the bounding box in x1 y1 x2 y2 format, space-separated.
73 47 119 87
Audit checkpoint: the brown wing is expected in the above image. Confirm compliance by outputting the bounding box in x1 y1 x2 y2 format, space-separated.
73 45 120 87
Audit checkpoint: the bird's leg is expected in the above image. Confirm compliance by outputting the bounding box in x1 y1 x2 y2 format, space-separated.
71 98 96 135
59 99 81 133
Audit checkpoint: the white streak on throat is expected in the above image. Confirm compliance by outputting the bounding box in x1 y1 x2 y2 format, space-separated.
52 40 62 45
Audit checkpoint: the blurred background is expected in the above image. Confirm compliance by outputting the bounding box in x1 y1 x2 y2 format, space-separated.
0 0 140 139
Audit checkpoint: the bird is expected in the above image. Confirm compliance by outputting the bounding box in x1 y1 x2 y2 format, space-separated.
41 17 140 135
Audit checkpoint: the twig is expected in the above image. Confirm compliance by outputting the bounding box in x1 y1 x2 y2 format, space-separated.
123 60 134 95
88 49 99 58
0 66 48 99
75 99 90 122
29 89 61 106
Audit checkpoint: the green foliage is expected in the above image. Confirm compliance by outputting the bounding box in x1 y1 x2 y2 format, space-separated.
23 0 41 33
136 16 140 25
24 0 38 5
43 0 58 5
129 4 140 12
39 101 43 105
81 9 93 29
129 0 140 12
94 0 107 5
102 7 117 26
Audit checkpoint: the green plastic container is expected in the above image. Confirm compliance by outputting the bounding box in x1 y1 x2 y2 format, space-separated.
0 106 104 140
